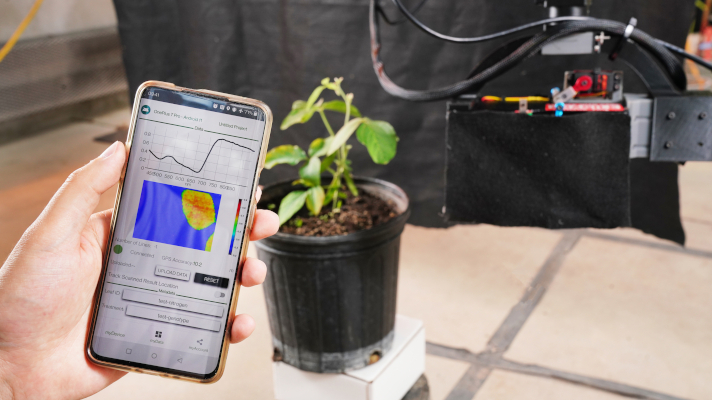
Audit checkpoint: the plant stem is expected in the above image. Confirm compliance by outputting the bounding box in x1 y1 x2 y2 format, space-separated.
343 98 351 127
338 93 357 199
318 107 343 209
318 110 336 137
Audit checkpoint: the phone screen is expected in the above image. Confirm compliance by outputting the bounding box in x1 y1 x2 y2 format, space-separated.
90 86 267 379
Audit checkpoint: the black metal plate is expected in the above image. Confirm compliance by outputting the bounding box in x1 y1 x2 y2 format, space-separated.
651 95 712 161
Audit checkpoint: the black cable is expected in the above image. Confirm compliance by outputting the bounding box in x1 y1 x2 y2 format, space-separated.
377 0 429 25
389 0 706 77
390 0 593 43
390 0 710 76
371 0 689 101
389 0 684 80
370 7 572 101
656 39 712 71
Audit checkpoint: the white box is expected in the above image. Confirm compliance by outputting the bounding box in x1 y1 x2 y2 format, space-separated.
273 315 425 400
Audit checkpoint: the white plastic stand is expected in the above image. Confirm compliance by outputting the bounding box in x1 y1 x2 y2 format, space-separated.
272 315 425 400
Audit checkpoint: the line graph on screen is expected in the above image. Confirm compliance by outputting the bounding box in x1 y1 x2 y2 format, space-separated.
149 138 254 173
144 124 256 187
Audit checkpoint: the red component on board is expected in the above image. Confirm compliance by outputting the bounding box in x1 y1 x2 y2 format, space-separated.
573 76 593 92
565 70 621 100
544 103 625 112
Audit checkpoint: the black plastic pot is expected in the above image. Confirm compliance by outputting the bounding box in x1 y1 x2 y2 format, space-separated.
255 177 410 373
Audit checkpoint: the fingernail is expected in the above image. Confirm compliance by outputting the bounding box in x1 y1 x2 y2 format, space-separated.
100 141 119 159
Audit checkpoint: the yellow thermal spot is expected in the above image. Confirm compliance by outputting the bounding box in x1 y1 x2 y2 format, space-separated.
205 234 214 252
182 190 216 230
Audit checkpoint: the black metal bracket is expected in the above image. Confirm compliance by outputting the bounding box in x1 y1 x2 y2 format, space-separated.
651 94 712 162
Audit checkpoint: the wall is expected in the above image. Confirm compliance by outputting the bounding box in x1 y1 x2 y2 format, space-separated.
0 0 117 42
0 0 127 143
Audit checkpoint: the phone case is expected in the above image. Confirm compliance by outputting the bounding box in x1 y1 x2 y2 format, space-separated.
85 81 273 383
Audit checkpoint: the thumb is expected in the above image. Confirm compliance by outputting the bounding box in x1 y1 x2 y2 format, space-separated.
30 141 126 248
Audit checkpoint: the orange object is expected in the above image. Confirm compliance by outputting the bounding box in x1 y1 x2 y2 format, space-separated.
481 96 502 102
702 27 712 61
702 0 712 35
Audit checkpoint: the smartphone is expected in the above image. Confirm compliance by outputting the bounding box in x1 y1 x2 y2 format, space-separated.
86 81 272 383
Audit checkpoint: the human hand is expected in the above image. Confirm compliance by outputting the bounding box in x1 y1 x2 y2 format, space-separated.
0 141 279 400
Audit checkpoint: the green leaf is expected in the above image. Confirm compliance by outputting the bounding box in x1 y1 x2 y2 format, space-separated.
356 118 398 165
324 178 340 204
322 100 361 117
281 99 324 130
291 100 306 110
308 138 326 157
320 152 337 172
265 145 307 169
278 190 308 225
324 187 334 204
310 137 331 158
281 106 313 131
327 117 364 156
344 172 358 196
307 86 326 108
305 186 326 216
299 156 321 187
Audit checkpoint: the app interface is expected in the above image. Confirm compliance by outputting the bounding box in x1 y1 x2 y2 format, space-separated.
91 88 266 376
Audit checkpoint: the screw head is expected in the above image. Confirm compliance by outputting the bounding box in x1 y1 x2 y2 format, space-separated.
701 112 708 119
667 112 676 120
368 351 382 365
664 141 673 149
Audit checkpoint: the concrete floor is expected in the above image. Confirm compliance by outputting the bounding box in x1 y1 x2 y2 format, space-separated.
1 108 711 400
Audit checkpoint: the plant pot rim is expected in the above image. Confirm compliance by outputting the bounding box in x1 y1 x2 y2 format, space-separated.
257 176 410 246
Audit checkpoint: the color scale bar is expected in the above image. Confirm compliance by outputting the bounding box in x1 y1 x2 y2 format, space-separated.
228 199 242 255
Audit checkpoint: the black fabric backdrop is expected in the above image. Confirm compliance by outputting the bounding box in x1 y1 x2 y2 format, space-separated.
112 0 695 228
445 111 633 229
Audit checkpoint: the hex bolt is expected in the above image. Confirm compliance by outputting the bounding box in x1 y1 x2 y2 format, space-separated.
667 112 676 120
700 112 708 119
664 141 673 149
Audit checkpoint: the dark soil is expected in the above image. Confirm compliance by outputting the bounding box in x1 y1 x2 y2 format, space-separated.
275 191 398 237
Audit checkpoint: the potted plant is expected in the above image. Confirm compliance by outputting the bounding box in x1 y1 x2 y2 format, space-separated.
255 78 410 373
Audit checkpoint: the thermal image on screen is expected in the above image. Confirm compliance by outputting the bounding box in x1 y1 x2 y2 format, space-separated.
228 199 242 255
133 181 221 252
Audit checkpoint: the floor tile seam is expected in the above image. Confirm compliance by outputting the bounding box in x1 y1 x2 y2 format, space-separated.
442 363 492 400
483 230 583 356
436 231 584 400
491 358 689 400
582 231 712 260
426 342 689 400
